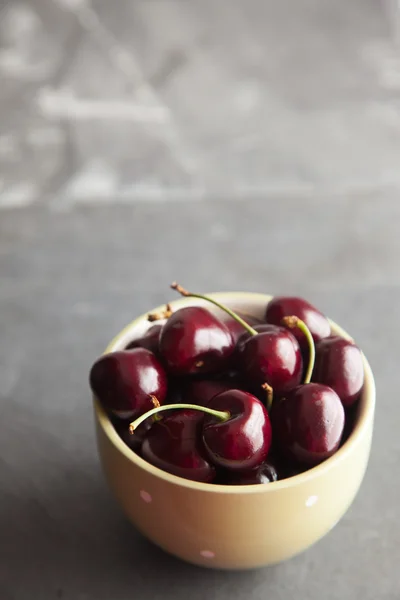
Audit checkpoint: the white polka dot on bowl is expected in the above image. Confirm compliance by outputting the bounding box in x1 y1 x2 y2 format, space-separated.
140 490 152 503
305 494 318 507
200 550 215 559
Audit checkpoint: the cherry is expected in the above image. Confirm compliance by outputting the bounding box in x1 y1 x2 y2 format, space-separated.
159 306 234 376
130 389 272 474
115 419 152 455
211 368 244 384
126 324 163 356
221 311 263 343
202 390 272 471
273 383 345 465
312 336 364 407
272 317 345 466
170 283 303 407
239 327 302 398
220 462 278 485
265 296 331 348
163 376 184 405
89 348 167 420
141 410 217 483
235 324 280 356
126 304 174 355
181 374 245 407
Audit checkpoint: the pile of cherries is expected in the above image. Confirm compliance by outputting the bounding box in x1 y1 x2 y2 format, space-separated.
89 284 364 485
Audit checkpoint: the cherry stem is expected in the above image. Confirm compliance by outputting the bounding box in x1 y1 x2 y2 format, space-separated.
281 316 315 384
170 282 258 336
129 403 231 434
149 395 163 422
147 303 173 322
261 383 274 412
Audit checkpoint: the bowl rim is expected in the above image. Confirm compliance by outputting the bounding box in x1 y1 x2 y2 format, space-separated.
93 291 376 494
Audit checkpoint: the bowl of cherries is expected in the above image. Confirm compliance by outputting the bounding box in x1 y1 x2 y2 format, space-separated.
90 284 375 570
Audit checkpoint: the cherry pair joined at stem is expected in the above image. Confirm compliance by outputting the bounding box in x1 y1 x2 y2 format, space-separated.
128 283 347 472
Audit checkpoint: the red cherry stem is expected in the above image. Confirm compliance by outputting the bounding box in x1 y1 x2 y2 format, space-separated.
170 282 258 337
129 403 230 434
281 316 315 384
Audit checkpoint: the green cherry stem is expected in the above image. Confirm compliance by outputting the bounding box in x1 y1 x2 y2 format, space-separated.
281 315 315 384
129 403 231 434
171 282 258 337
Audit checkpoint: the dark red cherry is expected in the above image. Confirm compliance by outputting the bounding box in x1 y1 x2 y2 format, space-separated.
165 372 243 407
221 311 263 343
221 462 278 485
164 376 184 405
130 390 272 476
181 374 245 407
89 348 167 419
239 327 303 394
212 368 244 383
272 383 345 465
169 283 303 397
312 336 364 407
126 324 163 356
141 410 216 483
115 419 152 455
265 296 330 349
202 390 272 471
159 306 234 376
235 323 280 358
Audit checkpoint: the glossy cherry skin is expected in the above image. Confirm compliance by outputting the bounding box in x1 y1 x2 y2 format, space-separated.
181 373 245 407
221 462 278 485
235 324 280 358
141 410 216 483
89 348 167 420
115 419 152 455
221 311 263 343
239 327 303 394
202 390 272 471
265 296 331 348
159 306 234 376
272 383 345 465
312 336 364 407
126 324 163 356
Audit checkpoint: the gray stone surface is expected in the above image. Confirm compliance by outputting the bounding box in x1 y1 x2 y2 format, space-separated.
1 0 399 598
1 198 399 599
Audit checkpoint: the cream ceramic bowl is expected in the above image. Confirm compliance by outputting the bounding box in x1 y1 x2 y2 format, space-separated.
93 292 375 570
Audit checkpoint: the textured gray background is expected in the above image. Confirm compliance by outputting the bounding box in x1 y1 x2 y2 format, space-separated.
0 0 399 599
